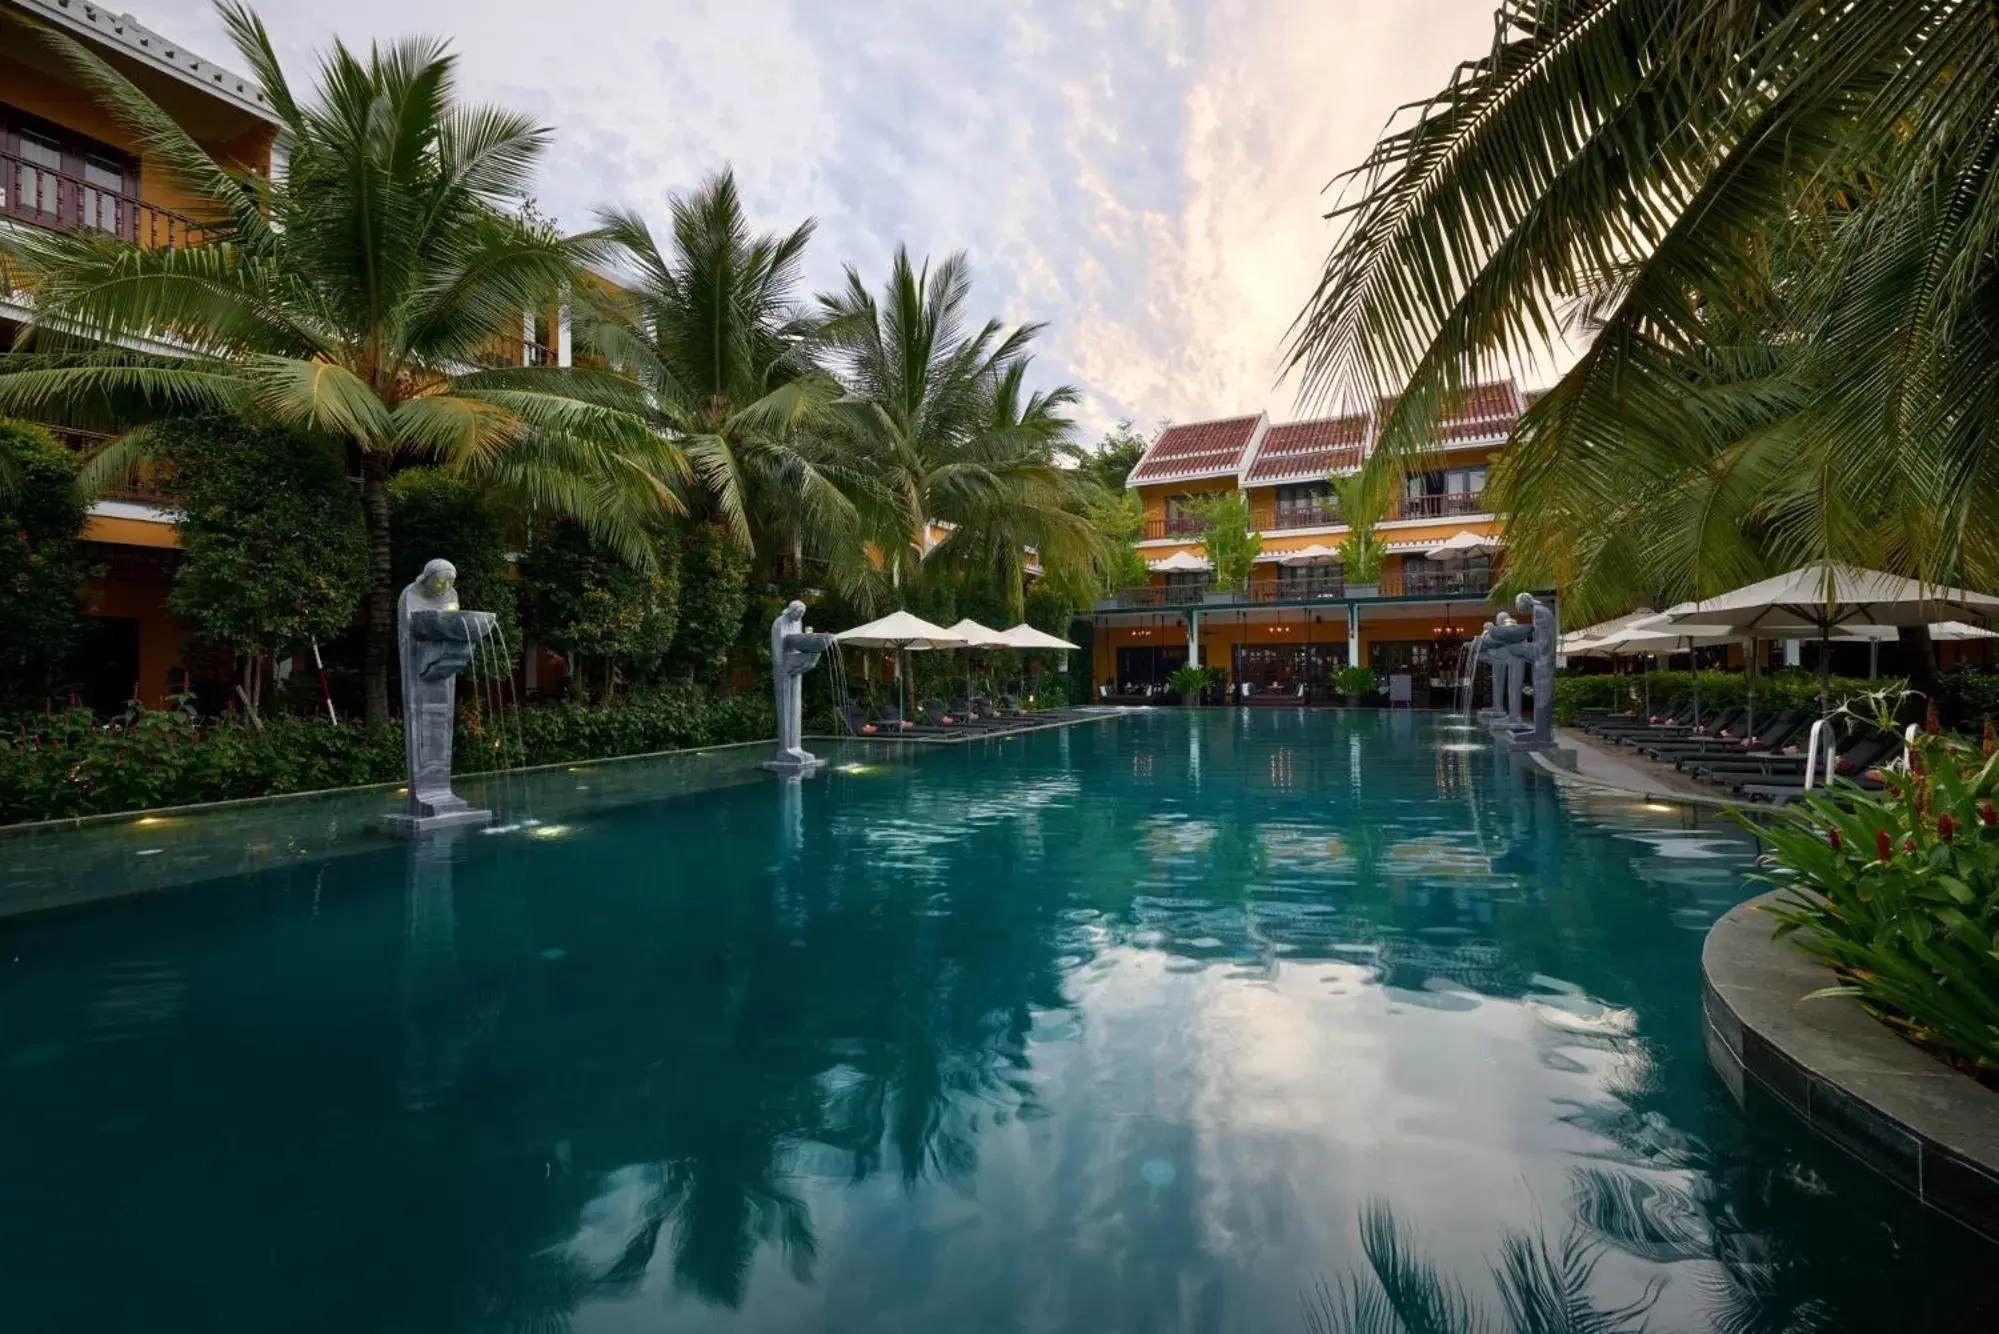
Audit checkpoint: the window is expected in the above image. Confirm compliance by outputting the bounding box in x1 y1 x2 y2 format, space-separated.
1 106 139 238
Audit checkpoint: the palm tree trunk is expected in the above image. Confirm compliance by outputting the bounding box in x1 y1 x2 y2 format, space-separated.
361 454 395 724
1898 623 1941 720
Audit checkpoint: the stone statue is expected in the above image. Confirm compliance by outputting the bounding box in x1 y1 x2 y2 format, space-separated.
1485 611 1533 725
378 559 500 835
766 600 841 776
1516 591 1559 747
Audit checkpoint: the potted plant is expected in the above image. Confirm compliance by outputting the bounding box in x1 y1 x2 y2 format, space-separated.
1167 663 1211 707
1334 664 1377 707
1330 470 1387 598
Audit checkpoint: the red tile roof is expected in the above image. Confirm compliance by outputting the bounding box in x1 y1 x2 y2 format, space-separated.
1376 380 1522 443
1244 414 1369 482
1130 415 1263 483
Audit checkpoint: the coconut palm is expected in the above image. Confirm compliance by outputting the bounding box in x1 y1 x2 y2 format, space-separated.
0 2 677 721
816 246 1097 617
1284 0 1999 635
583 171 865 573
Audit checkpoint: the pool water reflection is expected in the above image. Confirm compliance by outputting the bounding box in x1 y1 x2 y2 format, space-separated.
0 710 1993 1331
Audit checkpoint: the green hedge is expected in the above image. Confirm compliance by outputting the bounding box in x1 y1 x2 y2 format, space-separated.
1 688 775 825
1553 670 1887 724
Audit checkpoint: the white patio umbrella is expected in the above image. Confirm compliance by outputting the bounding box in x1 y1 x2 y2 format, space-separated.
945 617 1012 711
1595 620 1740 726
1278 543 1342 567
837 612 967 721
996 622 1082 703
1834 620 1999 679
1649 561 1999 710
1423 530 1501 560
1148 550 1212 572
1560 607 1657 656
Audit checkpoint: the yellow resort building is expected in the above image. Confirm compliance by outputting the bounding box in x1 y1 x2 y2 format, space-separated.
1092 381 1530 705
1 0 581 709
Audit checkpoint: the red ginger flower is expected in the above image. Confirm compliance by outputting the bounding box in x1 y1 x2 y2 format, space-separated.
1939 812 1957 842
1904 838 1918 855
1828 827 1842 852
1979 799 1997 827
1877 829 1894 862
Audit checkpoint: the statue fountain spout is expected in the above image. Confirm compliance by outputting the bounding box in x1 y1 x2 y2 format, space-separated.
766 600 841 776
378 559 501 835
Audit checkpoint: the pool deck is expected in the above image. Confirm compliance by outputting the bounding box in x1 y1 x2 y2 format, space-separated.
1537 724 1743 809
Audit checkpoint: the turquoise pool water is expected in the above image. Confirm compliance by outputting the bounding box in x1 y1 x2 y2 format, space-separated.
1 710 1994 1331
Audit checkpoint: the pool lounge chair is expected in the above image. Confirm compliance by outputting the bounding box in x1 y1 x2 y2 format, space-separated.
1693 729 1899 793
1631 708 1749 757
1658 712 1811 767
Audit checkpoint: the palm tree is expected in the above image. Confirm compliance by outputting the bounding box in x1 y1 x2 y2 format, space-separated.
582 171 863 572
816 246 1097 617
1284 0 1999 641
0 2 676 721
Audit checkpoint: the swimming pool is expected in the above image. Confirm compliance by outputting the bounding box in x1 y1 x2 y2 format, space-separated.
2 710 1993 1331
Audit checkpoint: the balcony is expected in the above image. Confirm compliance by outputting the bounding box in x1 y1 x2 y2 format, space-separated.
1249 504 1343 532
1395 490 1489 520
1098 567 1495 611
1140 513 1213 541
2 152 207 250
42 424 176 506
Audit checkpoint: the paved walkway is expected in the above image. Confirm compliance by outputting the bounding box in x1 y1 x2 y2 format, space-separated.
1544 724 1740 808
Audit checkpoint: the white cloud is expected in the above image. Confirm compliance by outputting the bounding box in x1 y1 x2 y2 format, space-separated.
136 0 1501 440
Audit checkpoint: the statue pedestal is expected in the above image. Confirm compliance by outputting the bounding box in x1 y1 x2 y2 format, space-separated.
375 805 494 837
762 756 828 778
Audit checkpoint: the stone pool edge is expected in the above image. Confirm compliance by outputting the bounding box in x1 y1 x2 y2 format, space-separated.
0 737 776 838
1702 892 1999 1244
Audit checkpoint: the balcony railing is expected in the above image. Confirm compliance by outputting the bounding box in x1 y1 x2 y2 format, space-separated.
2 152 207 249
1102 567 1495 609
1145 491 1491 541
1395 490 1489 520
1140 514 1212 541
42 424 177 506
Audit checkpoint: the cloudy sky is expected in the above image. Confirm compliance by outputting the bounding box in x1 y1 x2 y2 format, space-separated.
145 0 1502 443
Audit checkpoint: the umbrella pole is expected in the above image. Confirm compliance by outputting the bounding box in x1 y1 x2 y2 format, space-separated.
1746 637 1756 738
1869 638 1879 680
1818 629 1831 716
1690 639 1700 728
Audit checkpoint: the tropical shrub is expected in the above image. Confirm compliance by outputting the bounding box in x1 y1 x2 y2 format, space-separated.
1754 702 1999 1078
389 470 520 680
521 520 680 700
671 523 749 682
153 416 368 714
0 686 774 825
0 419 90 706
1334 665 1377 698
1551 670 1881 725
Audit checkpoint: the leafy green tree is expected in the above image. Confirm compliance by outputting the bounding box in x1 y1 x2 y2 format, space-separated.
1330 470 1387 584
584 170 859 574
1064 418 1149 497
1284 0 1999 654
1190 491 1262 590
0 3 677 722
521 521 679 702
389 470 520 680
818 247 1097 618
0 420 88 705
669 523 748 684
154 416 367 714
